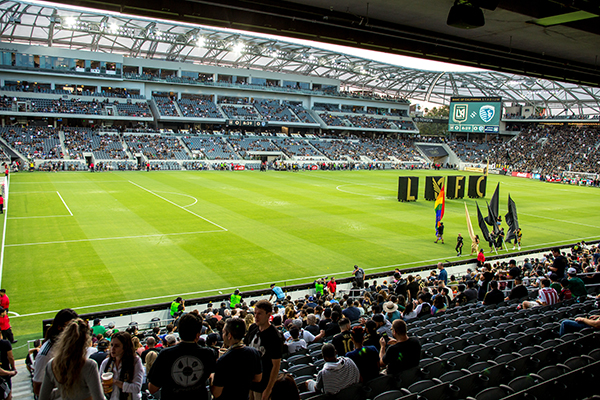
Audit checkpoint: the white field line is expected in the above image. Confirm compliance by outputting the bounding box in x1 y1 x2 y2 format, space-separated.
56 191 73 216
11 234 600 319
519 212 598 229
336 184 396 200
0 177 7 287
154 191 198 208
10 191 60 193
129 181 227 231
10 181 127 184
8 215 72 220
5 230 226 247
307 173 396 192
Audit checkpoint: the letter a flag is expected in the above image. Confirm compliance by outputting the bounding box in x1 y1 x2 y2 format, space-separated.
434 186 445 232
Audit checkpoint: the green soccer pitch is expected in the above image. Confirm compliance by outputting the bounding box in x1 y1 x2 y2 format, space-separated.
2 169 600 350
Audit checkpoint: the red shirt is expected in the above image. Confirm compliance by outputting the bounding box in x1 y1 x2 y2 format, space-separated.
0 294 8 310
477 253 485 263
0 315 9 330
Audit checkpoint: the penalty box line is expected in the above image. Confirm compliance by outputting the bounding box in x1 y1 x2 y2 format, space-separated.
128 181 227 232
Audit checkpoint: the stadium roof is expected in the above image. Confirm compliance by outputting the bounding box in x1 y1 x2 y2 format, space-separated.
2 0 600 115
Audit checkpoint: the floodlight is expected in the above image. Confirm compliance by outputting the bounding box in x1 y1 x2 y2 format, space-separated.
233 41 244 54
63 16 76 28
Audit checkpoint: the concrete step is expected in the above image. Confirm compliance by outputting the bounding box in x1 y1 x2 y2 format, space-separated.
12 359 34 400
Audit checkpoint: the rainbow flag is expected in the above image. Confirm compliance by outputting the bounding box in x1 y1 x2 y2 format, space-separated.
434 186 445 232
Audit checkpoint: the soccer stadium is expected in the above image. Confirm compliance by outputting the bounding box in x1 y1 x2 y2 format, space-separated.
0 0 599 399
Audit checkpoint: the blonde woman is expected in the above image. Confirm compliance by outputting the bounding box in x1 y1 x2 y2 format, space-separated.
39 319 104 400
143 351 157 383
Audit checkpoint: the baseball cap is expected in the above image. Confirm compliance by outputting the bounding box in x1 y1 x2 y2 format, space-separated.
567 267 577 275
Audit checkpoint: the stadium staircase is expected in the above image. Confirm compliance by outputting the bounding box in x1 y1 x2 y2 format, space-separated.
57 129 69 160
442 143 462 165
12 359 34 400
0 137 27 164
178 137 195 159
412 142 432 163
0 139 23 162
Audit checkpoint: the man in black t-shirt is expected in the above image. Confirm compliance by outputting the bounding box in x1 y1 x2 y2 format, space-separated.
211 319 262 400
549 248 568 279
379 319 421 375
483 280 505 305
141 337 161 363
318 308 332 332
244 300 283 400
0 338 14 388
463 280 478 302
149 313 216 400
324 311 341 337
90 339 109 368
506 277 528 301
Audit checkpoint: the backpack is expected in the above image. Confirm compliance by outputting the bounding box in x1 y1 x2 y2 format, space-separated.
356 268 365 279
417 303 431 318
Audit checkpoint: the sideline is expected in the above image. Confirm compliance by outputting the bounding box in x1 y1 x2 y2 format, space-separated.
10 234 600 319
0 176 8 287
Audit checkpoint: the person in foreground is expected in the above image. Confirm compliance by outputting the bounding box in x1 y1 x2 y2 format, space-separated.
149 313 216 400
100 332 144 400
379 319 421 375
33 308 79 397
211 318 262 400
244 300 282 400
39 319 104 400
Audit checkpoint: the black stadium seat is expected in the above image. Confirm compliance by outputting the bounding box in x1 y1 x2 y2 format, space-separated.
507 373 543 392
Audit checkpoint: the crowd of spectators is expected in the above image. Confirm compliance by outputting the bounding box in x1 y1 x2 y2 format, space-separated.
27 241 600 400
178 98 222 118
253 100 299 123
0 126 62 159
221 105 262 121
446 137 503 164
153 96 180 117
346 115 395 129
126 135 188 160
490 126 600 175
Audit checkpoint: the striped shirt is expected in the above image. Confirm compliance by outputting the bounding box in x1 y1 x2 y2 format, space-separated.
315 357 360 395
538 287 559 306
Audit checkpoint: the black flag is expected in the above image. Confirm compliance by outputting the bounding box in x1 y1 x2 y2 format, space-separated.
477 203 491 244
505 194 520 242
486 201 500 236
485 183 499 226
